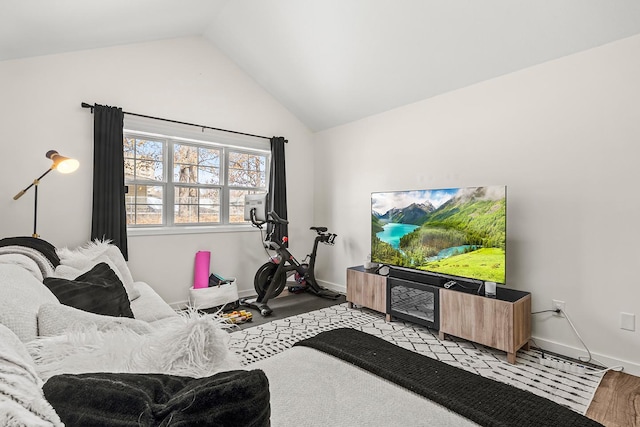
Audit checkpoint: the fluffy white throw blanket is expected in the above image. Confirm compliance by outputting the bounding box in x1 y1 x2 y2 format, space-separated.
27 310 241 382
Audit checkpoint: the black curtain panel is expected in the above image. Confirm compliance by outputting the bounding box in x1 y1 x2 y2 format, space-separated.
91 104 128 259
267 136 288 247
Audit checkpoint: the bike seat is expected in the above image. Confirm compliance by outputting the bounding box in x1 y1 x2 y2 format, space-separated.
310 226 328 233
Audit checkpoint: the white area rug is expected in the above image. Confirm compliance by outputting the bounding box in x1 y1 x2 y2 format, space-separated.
228 303 601 414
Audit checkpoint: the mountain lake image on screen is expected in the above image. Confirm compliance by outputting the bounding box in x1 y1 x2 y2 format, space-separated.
371 186 506 284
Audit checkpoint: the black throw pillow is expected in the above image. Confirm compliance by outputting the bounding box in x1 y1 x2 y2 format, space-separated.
43 370 271 427
43 262 134 318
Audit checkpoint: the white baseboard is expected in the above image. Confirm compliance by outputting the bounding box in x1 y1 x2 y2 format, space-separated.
169 300 189 310
170 289 266 309
233 282 346 299
531 336 640 377
317 280 346 295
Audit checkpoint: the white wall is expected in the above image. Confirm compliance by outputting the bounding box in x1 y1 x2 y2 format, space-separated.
313 35 640 374
0 37 316 305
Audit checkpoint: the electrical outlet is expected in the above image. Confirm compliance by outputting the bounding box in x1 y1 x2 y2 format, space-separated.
620 312 635 331
552 299 565 315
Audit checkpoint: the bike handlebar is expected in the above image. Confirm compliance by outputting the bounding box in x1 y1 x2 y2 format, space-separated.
268 211 289 225
254 210 335 245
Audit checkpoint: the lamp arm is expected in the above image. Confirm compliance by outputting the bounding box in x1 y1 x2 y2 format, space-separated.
13 167 54 200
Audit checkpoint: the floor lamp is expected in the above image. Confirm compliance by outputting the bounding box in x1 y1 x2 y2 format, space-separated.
13 150 79 237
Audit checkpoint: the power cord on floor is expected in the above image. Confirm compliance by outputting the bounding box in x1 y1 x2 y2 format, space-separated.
558 307 623 374
532 307 624 375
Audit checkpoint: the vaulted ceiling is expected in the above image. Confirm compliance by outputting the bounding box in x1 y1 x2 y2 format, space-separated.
3 0 640 131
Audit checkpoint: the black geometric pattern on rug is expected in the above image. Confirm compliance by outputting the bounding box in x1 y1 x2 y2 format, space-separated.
228 304 380 364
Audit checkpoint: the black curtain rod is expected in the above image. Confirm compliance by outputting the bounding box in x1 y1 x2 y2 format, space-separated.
81 102 275 141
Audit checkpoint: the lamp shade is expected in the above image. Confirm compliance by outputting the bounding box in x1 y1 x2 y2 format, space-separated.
46 150 79 174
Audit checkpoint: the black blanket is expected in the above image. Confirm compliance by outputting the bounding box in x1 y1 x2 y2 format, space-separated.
43 369 270 427
295 328 603 427
0 236 60 266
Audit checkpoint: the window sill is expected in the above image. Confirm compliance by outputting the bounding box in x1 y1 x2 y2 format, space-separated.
127 224 259 237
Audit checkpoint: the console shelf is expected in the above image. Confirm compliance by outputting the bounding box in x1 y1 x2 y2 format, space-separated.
439 287 531 364
346 266 531 364
346 266 390 321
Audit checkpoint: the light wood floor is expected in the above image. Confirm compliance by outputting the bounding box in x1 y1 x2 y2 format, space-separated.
586 371 640 426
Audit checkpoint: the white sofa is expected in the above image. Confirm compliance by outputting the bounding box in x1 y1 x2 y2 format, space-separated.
0 238 260 426
0 263 178 343
0 262 178 425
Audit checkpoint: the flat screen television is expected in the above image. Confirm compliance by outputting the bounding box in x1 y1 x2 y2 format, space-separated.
371 185 506 284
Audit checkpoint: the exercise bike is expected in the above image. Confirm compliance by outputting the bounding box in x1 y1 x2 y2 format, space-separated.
241 209 341 316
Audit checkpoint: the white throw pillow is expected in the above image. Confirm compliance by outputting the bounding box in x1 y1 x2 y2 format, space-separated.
0 324 63 426
56 240 140 300
53 256 138 302
56 239 111 264
104 245 136 297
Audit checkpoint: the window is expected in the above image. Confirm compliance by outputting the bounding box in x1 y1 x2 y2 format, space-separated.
124 130 269 229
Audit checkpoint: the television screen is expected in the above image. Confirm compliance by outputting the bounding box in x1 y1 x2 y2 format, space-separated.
371 186 506 284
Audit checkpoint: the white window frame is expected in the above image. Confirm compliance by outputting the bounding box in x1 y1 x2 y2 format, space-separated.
123 121 270 236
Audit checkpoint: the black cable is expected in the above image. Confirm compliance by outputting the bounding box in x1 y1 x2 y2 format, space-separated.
531 309 559 315
258 227 273 259
445 280 483 294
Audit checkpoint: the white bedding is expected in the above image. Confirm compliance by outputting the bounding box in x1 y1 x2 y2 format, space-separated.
252 346 479 427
